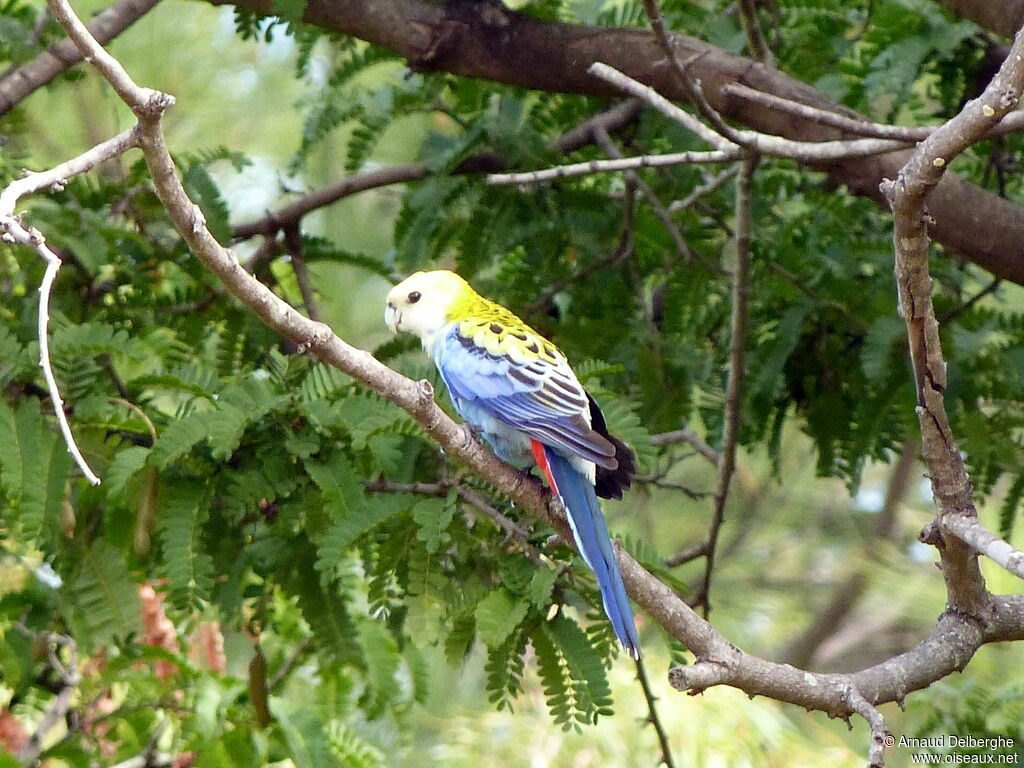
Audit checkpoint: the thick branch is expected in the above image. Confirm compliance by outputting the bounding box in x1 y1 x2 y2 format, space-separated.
0 0 161 117
204 0 1024 286
932 0 1024 38
880 23 1024 616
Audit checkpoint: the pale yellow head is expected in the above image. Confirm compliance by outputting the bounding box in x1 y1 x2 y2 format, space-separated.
384 270 474 347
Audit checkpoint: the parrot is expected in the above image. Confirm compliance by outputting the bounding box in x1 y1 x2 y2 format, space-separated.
384 270 640 658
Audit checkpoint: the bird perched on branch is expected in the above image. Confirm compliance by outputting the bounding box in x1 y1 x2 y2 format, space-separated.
384 270 640 658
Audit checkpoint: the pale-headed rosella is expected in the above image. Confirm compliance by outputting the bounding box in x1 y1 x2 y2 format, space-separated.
384 270 640 658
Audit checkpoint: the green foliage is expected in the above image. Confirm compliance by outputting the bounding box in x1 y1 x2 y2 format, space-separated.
4 0 1024 764
531 614 614 730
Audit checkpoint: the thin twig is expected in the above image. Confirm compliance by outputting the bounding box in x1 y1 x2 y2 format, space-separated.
633 475 709 499
667 166 738 213
589 63 908 161
737 0 775 67
283 225 319 322
634 656 677 768
268 635 312 691
846 685 889 768
0 129 142 487
592 126 693 262
664 540 708 568
651 428 720 465
722 83 930 141
701 153 757 618
640 0 748 148
108 397 157 443
487 149 737 185
723 81 1024 142
937 277 1002 324
364 477 542 562
16 631 80 766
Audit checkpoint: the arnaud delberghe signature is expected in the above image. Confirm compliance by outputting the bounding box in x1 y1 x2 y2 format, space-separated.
898 735 1015 751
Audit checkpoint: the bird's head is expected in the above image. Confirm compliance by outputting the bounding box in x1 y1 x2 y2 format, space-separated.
384 270 473 346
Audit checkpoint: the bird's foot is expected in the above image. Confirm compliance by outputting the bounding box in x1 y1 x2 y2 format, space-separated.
459 422 484 450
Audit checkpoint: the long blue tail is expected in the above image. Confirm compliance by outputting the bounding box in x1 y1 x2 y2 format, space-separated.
537 443 641 659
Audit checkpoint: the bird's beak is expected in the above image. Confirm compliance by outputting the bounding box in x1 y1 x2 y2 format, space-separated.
384 301 400 333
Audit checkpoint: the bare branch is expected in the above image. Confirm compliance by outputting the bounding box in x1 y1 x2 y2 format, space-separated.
16 632 80 766
726 80 1024 142
592 126 692 262
487 149 737 185
667 166 738 213
0 129 139 486
737 0 775 67
282 225 320 322
364 477 542 562
846 685 890 768
634 656 677 768
232 164 430 241
942 514 1024 581
640 0 751 148
651 428 720 465
723 83 931 141
589 63 909 161
0 0 161 117
700 153 756 617
880 23 1024 616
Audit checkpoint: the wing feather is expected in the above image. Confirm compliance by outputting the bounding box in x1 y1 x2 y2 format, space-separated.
435 326 617 467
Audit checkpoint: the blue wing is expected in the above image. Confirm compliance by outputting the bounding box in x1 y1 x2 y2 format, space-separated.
432 326 616 467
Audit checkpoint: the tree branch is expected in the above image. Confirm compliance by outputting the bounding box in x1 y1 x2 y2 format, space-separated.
487 149 737 185
0 0 161 117
931 0 1024 38
16 631 80 767
233 99 643 239
699 152 756 616
942 514 1024 581
0 128 140 485
634 656 677 768
880 23 1024 617
199 0 1024 286
590 62 908 161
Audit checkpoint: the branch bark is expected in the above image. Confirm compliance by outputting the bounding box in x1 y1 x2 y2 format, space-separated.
932 0 1024 38
203 0 1024 287
0 0 161 117
880 23 1024 618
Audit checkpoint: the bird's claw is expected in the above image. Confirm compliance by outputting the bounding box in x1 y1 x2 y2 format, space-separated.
460 422 483 449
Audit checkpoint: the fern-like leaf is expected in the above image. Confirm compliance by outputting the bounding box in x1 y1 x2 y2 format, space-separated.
61 542 142 651
158 479 214 607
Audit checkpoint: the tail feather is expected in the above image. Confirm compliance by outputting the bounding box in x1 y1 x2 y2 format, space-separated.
531 440 641 659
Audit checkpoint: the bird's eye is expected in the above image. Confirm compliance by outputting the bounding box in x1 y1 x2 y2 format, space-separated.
407 291 422 304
